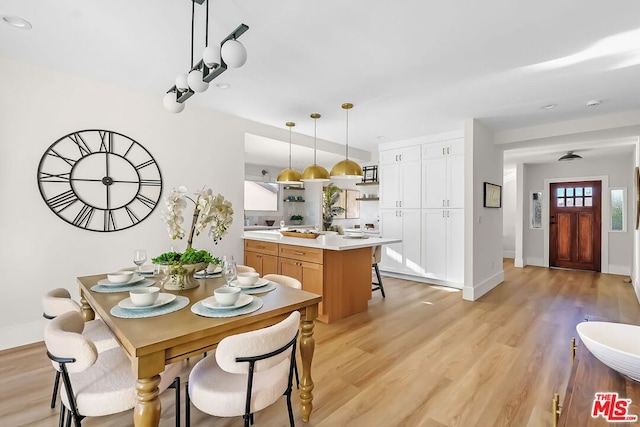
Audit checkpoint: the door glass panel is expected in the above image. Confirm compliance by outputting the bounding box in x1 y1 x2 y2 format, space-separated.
557 188 565 197
575 188 583 196
566 198 574 207
575 197 583 207
557 198 565 207
566 188 574 197
585 197 593 206
585 187 593 196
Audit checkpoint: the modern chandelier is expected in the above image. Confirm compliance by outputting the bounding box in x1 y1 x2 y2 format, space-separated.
163 0 249 113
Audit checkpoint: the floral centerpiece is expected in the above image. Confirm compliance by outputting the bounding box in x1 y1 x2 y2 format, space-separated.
152 186 233 290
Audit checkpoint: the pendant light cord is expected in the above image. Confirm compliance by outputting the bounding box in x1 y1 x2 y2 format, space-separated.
345 107 349 160
288 126 293 169
313 118 317 165
190 0 195 69
205 0 209 47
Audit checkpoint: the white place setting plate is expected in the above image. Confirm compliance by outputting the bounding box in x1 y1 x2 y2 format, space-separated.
98 274 146 287
230 278 269 289
201 294 253 310
194 266 222 278
118 293 176 310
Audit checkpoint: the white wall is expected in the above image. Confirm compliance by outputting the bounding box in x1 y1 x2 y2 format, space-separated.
464 119 505 300
502 167 517 258
522 154 633 273
0 56 293 349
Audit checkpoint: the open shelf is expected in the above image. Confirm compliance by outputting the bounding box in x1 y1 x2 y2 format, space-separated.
356 197 379 201
355 181 379 186
282 186 305 190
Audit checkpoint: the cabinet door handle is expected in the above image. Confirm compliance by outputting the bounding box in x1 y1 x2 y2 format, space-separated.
293 251 305 256
442 210 445 218
447 210 450 218
447 199 450 207
447 147 450 155
442 147 445 155
399 201 402 208
442 200 445 207
257 245 265 249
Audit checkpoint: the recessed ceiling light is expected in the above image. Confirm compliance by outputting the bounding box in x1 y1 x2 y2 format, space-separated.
1 15 32 29
376 136 386 140
586 99 601 107
541 104 557 110
214 82 231 89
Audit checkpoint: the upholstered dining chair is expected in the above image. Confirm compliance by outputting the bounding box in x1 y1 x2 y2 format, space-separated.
262 274 302 388
236 264 256 274
186 311 300 427
372 245 386 297
42 288 120 409
44 311 182 427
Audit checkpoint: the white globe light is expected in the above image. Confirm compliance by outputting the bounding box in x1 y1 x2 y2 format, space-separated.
163 92 185 113
187 69 209 93
202 45 220 69
221 39 247 68
175 73 189 91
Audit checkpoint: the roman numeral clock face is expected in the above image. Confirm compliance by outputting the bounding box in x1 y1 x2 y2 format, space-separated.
37 130 163 232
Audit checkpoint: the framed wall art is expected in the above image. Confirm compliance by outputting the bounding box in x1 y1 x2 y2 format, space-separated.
483 182 502 208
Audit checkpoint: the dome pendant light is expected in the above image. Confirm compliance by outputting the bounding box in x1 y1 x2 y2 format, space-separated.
301 113 330 182
276 122 302 184
330 102 363 179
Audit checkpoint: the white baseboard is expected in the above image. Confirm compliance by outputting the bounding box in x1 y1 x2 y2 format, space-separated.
503 251 515 259
463 270 505 301
0 320 44 351
526 257 545 267
608 265 631 276
378 270 463 289
514 258 524 268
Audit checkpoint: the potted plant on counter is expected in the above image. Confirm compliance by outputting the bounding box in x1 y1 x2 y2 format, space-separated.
152 186 232 290
290 214 303 225
322 183 345 231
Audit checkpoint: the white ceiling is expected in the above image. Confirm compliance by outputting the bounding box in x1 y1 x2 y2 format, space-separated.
2 0 640 168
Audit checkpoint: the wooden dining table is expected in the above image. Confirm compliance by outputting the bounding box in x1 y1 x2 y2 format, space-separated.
77 273 322 427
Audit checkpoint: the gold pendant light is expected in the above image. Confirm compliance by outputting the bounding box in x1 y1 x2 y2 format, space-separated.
276 122 302 184
301 113 330 182
330 103 363 179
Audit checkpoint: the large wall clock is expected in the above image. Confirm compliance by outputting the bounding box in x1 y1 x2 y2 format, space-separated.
37 129 163 232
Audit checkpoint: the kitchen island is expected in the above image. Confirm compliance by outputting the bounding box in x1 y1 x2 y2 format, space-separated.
243 230 401 323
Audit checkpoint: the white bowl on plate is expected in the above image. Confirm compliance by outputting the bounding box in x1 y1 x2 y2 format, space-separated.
237 272 259 286
576 321 640 381
129 287 160 307
107 271 134 284
214 287 241 306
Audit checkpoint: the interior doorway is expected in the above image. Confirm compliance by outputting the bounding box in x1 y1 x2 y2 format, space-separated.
549 181 602 271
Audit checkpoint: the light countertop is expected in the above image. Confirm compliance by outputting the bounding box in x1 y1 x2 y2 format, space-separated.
243 230 400 251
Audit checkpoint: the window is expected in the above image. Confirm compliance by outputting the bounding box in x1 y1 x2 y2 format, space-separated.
530 191 542 229
244 181 279 211
610 187 626 232
555 186 593 208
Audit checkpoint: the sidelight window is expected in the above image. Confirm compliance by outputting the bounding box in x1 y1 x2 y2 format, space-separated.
530 191 542 229
610 187 626 232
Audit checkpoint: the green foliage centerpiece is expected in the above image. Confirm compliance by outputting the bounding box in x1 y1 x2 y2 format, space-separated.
152 186 233 290
322 183 345 231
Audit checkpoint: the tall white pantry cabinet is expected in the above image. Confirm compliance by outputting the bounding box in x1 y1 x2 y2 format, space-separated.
379 137 465 288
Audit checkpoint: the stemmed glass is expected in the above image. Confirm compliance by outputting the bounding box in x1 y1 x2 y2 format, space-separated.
221 256 237 287
133 249 147 273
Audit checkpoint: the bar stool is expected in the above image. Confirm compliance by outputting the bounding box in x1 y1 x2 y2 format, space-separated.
372 245 386 297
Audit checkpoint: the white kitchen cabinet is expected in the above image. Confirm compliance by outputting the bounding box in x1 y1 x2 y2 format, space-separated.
422 209 464 286
380 209 421 276
422 139 464 209
379 145 421 209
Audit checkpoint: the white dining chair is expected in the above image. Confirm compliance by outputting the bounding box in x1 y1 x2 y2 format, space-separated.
44 311 182 427
236 264 256 274
186 311 300 427
42 288 120 409
262 274 302 388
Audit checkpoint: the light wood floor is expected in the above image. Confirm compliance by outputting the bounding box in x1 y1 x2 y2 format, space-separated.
2 260 639 427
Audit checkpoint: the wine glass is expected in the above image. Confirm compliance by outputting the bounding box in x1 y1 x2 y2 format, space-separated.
221 256 237 287
133 249 147 273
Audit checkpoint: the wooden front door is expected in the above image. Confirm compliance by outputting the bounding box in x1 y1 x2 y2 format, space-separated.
549 181 601 271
